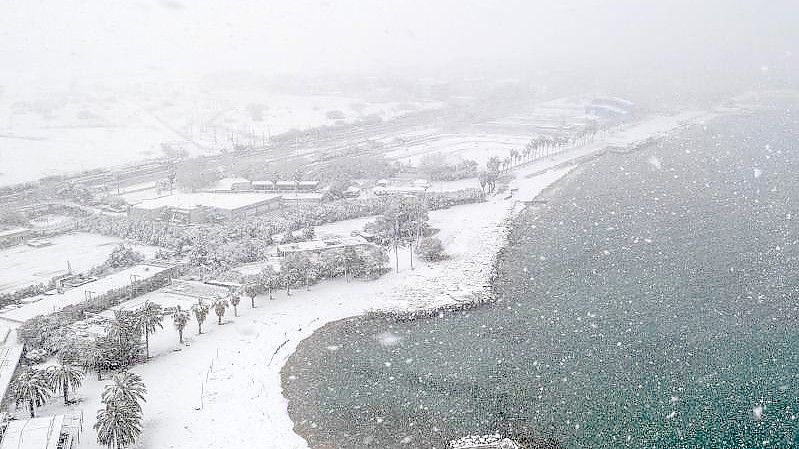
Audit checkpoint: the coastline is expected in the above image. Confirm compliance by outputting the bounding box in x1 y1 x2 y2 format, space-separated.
24 109 725 449
277 109 723 448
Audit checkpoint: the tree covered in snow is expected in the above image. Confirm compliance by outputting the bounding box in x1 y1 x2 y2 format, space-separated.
12 368 52 417
95 372 147 449
135 301 164 359
172 305 190 344
365 195 429 271
192 301 210 334
229 290 241 316
243 283 260 308
417 236 448 262
213 298 229 325
46 363 84 405
106 244 145 269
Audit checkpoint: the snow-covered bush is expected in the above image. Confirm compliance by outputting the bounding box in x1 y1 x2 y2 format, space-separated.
417 237 448 262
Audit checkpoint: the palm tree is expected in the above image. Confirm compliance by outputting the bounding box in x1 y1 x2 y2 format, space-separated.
47 364 84 405
95 403 142 449
13 368 51 417
173 305 190 344
243 283 259 308
96 372 147 449
228 289 241 317
136 302 164 359
192 301 210 334
213 298 229 325
102 372 147 412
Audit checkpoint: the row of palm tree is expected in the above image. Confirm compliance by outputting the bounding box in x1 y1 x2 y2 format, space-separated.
12 364 85 417
488 125 606 176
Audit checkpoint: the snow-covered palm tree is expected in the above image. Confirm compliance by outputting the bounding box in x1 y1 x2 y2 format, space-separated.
136 301 164 359
192 301 210 334
102 372 147 413
96 372 146 449
94 402 142 449
47 364 84 405
243 283 259 308
13 368 52 417
213 298 229 325
228 288 241 317
172 305 190 344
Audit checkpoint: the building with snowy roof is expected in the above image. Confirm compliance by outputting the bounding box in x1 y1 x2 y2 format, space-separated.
129 192 282 224
252 180 320 192
0 227 31 249
276 236 372 257
0 414 83 449
210 177 252 192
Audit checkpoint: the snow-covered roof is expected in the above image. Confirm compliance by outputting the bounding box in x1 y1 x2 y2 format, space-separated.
133 193 281 211
0 415 65 449
212 177 251 190
0 330 23 410
277 236 370 254
0 227 30 238
0 263 173 323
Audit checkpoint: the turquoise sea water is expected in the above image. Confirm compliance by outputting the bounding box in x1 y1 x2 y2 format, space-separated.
284 107 799 448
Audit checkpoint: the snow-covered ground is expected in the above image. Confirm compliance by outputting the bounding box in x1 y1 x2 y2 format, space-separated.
9 109 719 448
0 88 441 187
0 263 171 324
385 133 531 166
0 232 160 294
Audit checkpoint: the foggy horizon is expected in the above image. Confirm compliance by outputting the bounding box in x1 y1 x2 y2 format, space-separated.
2 0 797 89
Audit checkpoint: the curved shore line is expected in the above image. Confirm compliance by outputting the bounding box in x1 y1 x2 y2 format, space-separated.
277 109 724 448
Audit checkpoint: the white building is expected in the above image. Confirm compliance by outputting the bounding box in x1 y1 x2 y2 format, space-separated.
0 414 83 449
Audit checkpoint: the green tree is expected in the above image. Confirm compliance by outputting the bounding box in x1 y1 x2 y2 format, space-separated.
47 364 84 405
13 369 52 417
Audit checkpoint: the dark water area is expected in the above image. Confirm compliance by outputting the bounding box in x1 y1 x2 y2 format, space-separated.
283 106 799 449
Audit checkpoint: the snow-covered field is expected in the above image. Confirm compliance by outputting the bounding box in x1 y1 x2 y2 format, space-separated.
0 232 160 294
0 89 441 187
386 133 531 166
0 263 171 324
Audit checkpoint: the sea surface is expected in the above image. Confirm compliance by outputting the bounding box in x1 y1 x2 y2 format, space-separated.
283 105 799 449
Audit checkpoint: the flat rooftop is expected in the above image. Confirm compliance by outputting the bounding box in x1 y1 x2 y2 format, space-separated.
0 263 172 324
277 236 370 254
0 415 64 449
132 192 282 211
0 228 30 238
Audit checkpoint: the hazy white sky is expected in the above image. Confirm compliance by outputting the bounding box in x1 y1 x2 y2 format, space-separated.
1 0 796 86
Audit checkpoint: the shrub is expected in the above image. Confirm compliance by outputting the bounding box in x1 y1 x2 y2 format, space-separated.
417 237 448 262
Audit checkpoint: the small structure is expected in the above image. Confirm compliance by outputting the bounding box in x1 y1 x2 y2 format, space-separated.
276 236 371 257
0 228 31 249
373 186 427 196
252 180 320 192
211 177 252 192
0 413 82 449
280 193 325 205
